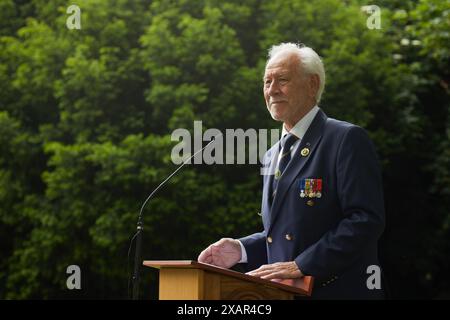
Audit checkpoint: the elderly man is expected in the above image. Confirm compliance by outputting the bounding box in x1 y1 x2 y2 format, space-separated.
198 43 385 299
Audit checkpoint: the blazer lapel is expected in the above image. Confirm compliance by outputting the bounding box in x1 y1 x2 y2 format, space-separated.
261 141 281 230
268 109 328 231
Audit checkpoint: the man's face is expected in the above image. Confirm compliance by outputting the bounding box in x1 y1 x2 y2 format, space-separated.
263 53 316 127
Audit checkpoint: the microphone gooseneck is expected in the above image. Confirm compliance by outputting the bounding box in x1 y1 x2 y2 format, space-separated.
130 134 220 300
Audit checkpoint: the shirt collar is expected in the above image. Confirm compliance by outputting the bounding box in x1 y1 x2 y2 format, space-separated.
281 105 320 140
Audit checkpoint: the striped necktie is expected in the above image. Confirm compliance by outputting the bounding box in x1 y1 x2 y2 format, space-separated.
271 133 299 204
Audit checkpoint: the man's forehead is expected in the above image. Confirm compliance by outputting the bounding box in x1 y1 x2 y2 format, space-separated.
263 67 291 78
264 54 299 77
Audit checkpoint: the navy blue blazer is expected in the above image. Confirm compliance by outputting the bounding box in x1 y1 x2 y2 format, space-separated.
239 109 385 299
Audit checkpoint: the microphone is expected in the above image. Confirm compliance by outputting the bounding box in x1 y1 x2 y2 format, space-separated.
130 133 221 300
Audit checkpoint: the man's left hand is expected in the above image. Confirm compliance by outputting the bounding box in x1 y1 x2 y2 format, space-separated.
246 261 304 279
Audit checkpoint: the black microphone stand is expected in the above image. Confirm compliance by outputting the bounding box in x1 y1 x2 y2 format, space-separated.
131 136 219 299
132 218 143 300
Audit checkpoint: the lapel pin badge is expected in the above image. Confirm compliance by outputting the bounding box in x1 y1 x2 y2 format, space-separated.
301 147 310 157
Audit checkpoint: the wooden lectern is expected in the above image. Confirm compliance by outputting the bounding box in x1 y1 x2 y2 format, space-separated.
143 260 314 300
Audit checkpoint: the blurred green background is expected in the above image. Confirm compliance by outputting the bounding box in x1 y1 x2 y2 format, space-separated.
0 0 448 299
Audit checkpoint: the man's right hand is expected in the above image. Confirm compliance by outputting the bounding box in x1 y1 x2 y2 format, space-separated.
197 238 242 269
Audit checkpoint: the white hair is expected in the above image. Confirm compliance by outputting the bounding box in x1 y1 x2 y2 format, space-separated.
267 42 326 103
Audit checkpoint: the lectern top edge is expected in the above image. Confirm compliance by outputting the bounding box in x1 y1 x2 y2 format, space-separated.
143 260 313 296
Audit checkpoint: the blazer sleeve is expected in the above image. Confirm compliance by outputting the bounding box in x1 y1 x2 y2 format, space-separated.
239 231 268 272
295 126 385 277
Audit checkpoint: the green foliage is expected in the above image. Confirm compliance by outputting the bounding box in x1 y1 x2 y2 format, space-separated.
0 0 448 299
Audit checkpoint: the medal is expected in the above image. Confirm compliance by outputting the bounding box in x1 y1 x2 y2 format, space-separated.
305 179 311 198
310 179 316 198
316 179 322 198
299 179 305 198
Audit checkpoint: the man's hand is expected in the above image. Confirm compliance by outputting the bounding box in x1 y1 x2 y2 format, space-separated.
246 261 304 280
197 238 241 269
